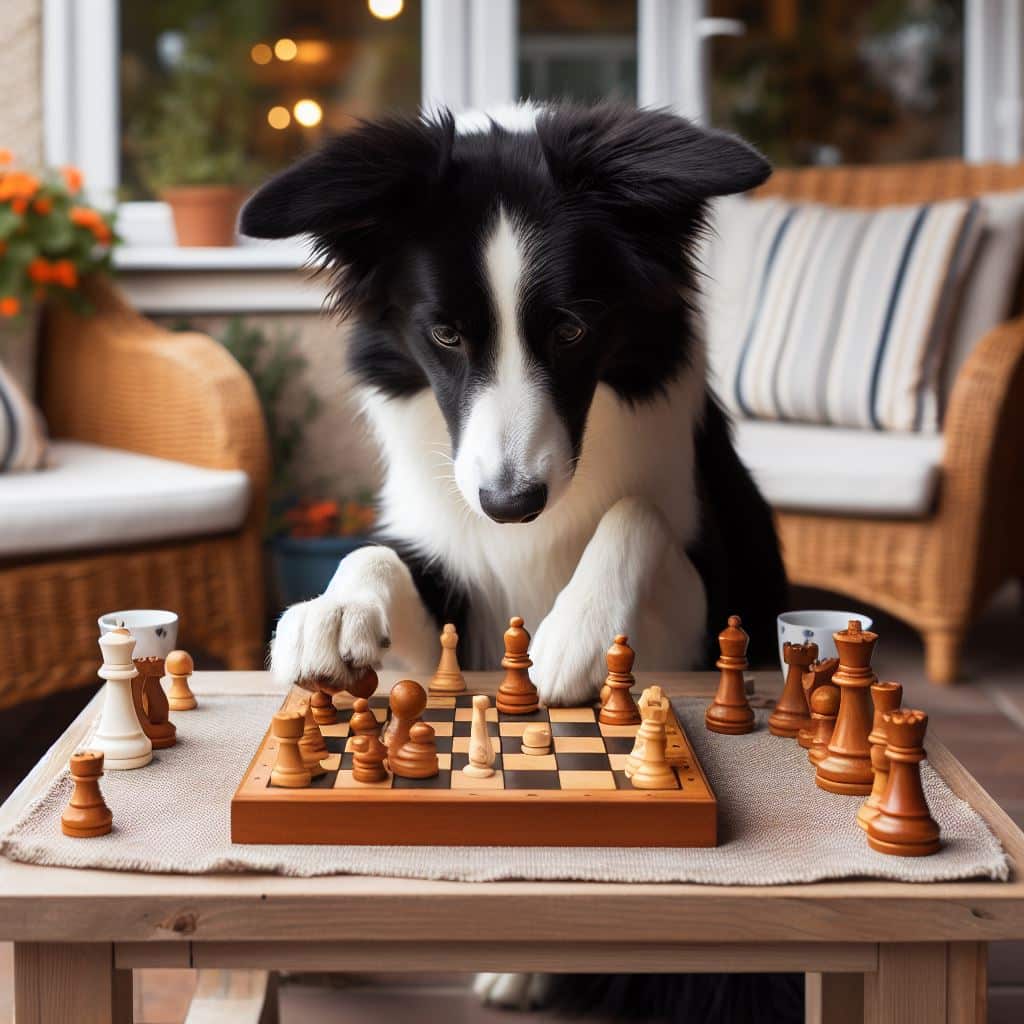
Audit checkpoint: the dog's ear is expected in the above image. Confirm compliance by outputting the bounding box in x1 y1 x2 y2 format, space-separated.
536 105 770 210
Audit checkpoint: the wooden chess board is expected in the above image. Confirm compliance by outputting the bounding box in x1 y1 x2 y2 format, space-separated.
231 689 717 847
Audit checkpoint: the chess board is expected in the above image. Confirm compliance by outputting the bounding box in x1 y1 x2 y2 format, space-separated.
231 689 717 847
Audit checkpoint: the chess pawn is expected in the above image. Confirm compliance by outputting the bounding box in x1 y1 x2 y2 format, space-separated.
768 641 818 738
61 751 113 838
867 710 941 857
630 693 677 790
384 679 427 761
598 635 641 726
165 650 197 711
705 615 755 735
496 617 540 715
132 656 176 749
350 734 388 783
807 684 840 766
310 687 337 726
816 620 879 796
430 623 466 694
857 681 903 831
269 711 311 788
299 702 329 778
465 694 497 777
92 631 152 770
349 697 380 738
390 722 440 779
798 658 838 749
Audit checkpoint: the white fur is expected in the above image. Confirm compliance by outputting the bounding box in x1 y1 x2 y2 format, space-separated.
453 103 541 135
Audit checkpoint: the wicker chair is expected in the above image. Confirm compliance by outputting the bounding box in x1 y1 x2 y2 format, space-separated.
756 160 1024 685
0 278 270 709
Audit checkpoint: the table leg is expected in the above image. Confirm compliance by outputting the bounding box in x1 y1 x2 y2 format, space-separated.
14 942 132 1024
805 972 863 1024
864 943 972 1024
946 942 987 1024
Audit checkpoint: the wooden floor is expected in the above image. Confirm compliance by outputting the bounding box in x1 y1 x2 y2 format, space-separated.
1 583 1022 1022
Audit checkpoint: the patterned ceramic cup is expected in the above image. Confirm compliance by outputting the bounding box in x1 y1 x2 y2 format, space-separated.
777 610 873 674
98 609 179 659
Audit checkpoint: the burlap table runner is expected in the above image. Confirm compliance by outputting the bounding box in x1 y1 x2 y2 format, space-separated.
0 687 1008 883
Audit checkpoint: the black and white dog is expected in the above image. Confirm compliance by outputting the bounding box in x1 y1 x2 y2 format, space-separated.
242 102 786 717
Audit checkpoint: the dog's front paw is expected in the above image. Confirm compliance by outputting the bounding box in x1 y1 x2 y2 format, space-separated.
270 592 390 692
530 599 614 707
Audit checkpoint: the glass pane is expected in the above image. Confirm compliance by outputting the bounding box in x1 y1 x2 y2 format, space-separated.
708 0 963 165
120 0 421 200
519 0 637 104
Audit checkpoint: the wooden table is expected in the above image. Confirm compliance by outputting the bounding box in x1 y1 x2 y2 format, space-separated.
1 670 1022 1024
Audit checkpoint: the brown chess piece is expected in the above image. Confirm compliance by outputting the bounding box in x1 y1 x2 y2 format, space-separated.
769 641 818 738
131 656 176 749
390 721 440 779
705 615 755 735
867 710 941 857
310 687 337 726
496 616 539 715
798 658 838 748
165 650 197 711
61 751 113 838
598 635 641 726
299 701 329 778
269 711 311 788
384 679 428 760
816 620 879 795
807 684 840 766
430 623 466 694
349 697 380 738
350 734 388 783
348 667 379 700
857 681 903 831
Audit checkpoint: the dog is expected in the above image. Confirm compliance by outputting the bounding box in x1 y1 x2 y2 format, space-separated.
241 102 787 704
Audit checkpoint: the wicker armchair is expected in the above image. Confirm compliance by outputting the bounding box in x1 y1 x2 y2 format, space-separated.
757 160 1024 685
0 278 270 709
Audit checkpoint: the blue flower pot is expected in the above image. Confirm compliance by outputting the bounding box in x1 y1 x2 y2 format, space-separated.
270 535 371 608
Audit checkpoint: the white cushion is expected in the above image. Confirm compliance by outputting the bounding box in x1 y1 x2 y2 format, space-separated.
0 441 250 557
733 420 944 518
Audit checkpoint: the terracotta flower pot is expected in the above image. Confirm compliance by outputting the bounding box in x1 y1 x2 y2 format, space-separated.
162 185 248 247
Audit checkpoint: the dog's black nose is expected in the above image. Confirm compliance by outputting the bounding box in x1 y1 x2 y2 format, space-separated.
479 482 548 524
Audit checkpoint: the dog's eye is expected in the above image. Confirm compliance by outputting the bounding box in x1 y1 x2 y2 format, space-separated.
553 323 585 346
431 325 462 348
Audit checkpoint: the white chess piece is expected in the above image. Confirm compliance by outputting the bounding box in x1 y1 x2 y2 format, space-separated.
91 631 153 770
463 694 495 778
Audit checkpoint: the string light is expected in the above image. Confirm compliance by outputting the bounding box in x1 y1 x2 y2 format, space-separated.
267 106 291 130
250 42 272 65
274 37 298 61
368 0 404 20
293 99 323 127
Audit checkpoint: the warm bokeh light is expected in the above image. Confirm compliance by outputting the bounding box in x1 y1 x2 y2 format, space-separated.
274 37 298 61
293 99 323 127
250 42 272 65
368 0 404 20
295 40 332 65
267 106 291 130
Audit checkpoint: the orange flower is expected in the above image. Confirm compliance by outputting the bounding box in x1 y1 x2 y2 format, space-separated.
70 205 102 228
91 221 112 244
0 149 12 165
51 260 78 288
32 195 52 215
0 171 39 201
62 166 84 193
0 296 20 317
27 258 52 284
10 197 27 214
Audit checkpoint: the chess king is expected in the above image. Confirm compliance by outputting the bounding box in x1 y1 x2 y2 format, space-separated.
243 102 787 706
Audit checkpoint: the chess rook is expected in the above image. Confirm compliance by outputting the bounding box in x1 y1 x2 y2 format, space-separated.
630 688 678 790
464 694 496 778
269 711 311 788
807 684 840 766
430 623 466 694
91 631 152 770
816 620 879 796
61 751 113 838
496 616 539 715
521 723 552 756
165 649 197 711
310 687 337 726
385 679 427 761
598 635 641 726
705 615 755 735
391 722 440 779
857 681 903 832
867 710 941 857
625 687 657 777
299 701 329 778
798 658 838 748
132 656 176 749
768 641 817 738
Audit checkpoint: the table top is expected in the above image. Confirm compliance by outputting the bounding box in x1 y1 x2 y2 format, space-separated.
0 670 1022 946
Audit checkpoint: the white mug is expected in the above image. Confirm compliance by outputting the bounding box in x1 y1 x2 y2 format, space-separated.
98 609 179 659
777 610 873 674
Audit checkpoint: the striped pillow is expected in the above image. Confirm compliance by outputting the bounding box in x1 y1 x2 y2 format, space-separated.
0 358 48 472
704 196 984 432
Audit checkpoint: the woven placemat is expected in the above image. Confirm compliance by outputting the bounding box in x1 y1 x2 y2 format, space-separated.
0 693 1009 883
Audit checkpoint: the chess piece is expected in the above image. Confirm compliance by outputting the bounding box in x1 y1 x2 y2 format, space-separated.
269 711 311 788
496 617 539 715
867 710 941 857
816 620 879 795
430 623 466 694
798 658 838 748
349 697 380 738
132 656 176 749
807 684 840 766
705 615 755 735
521 723 551 755
165 649 197 711
464 694 496 778
92 631 152 770
299 701 329 778
630 690 677 790
350 734 388 783
598 635 641 726
769 641 818 737
625 687 658 777
390 722 440 779
384 679 428 761
857 681 904 830
61 751 113 838
310 687 337 726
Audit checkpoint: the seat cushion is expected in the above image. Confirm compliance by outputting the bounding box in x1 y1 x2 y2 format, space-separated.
0 441 250 557
733 420 944 518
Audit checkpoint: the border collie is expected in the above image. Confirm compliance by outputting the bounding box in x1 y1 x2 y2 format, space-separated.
241 103 787 704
